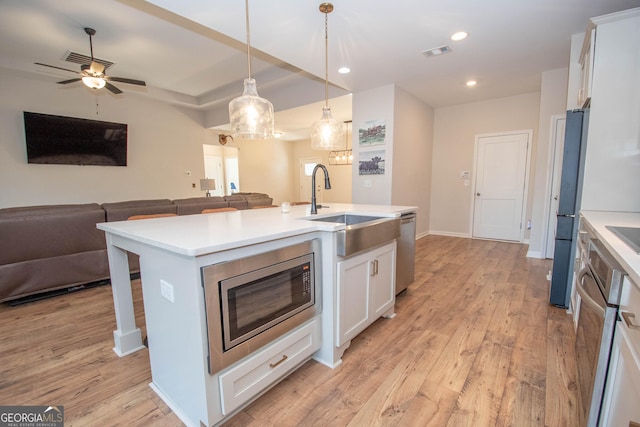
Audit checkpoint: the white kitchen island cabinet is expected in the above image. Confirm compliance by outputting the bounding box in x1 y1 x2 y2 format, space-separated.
337 241 396 347
97 203 416 427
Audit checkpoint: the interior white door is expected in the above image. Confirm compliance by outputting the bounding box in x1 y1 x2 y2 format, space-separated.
204 155 224 197
299 157 321 203
545 116 566 258
472 132 530 241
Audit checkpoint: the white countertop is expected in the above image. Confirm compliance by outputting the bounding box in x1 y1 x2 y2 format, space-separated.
581 210 640 286
97 203 417 257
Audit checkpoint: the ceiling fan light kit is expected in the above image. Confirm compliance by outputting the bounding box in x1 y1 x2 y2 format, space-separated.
311 2 344 151
81 75 106 89
37 27 146 95
228 0 275 140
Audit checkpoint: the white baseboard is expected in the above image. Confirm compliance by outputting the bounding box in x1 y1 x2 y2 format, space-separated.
526 250 544 259
416 231 430 240
428 230 470 238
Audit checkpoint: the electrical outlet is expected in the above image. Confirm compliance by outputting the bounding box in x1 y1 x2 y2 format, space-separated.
160 280 174 303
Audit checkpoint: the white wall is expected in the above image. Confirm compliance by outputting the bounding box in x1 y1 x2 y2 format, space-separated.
0 68 211 208
352 85 395 205
527 68 569 258
0 68 298 209
291 133 353 205
220 137 296 206
430 92 541 237
391 88 434 237
350 85 433 238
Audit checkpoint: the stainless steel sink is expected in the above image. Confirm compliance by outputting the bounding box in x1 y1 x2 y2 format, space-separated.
307 214 400 257
307 214 382 226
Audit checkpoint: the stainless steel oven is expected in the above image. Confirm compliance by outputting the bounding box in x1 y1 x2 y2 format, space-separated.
202 239 321 374
575 237 626 427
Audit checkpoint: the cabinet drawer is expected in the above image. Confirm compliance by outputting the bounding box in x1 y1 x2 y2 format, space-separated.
219 319 320 415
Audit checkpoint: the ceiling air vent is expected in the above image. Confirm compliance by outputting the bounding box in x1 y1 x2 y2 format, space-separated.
63 50 114 69
422 45 452 58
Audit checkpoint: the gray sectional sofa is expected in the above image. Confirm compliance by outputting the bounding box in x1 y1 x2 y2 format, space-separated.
0 193 272 303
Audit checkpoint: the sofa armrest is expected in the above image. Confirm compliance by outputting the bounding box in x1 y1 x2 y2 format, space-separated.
0 204 106 265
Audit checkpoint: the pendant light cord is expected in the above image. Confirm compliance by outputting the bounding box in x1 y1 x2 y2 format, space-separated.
324 10 329 108
245 0 252 79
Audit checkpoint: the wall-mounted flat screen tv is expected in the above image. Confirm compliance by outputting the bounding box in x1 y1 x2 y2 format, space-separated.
23 111 128 166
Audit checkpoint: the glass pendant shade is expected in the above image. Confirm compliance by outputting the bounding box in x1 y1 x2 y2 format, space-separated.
229 78 274 139
311 106 344 150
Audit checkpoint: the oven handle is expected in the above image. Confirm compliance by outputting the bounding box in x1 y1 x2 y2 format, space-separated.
576 267 606 318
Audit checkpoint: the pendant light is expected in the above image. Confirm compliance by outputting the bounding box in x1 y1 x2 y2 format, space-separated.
229 0 274 139
311 3 344 150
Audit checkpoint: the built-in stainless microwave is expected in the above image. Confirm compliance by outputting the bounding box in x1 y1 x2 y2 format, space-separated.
202 239 321 374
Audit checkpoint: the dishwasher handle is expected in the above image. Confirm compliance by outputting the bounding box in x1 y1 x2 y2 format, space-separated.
576 267 606 318
400 213 416 224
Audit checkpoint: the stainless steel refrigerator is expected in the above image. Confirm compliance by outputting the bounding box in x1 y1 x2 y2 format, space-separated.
549 109 589 307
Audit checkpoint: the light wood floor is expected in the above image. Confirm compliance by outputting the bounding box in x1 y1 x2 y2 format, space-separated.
0 235 579 426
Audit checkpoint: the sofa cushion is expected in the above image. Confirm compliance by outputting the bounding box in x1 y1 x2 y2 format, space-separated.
101 199 176 222
243 193 274 208
173 197 229 215
224 195 248 210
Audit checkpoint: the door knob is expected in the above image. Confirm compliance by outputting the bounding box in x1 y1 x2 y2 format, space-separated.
476 192 481 196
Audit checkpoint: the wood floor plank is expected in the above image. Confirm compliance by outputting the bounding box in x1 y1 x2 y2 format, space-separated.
545 317 580 427
446 340 513 427
0 235 580 426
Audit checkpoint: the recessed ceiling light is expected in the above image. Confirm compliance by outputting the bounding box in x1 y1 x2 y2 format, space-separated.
450 31 469 41
338 67 350 74
466 80 477 87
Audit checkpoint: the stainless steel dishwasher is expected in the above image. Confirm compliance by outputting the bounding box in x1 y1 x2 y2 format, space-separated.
395 212 416 294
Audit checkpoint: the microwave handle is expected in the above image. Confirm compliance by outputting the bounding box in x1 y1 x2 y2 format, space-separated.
576 267 605 318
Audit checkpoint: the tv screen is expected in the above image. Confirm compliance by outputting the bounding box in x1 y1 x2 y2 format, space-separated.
23 112 128 166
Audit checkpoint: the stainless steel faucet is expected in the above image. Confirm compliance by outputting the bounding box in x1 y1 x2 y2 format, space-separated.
310 163 331 214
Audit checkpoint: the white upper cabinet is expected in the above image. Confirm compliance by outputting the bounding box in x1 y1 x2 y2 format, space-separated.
569 8 640 213
577 25 596 108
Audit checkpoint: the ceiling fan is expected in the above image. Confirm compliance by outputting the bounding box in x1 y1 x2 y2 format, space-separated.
35 27 146 95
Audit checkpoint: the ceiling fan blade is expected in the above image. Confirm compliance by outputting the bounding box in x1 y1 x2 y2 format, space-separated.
35 62 78 74
105 82 123 94
107 76 146 86
57 78 82 85
89 61 105 75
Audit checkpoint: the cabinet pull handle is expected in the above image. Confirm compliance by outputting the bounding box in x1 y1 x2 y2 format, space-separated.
621 312 640 330
269 354 288 368
370 259 378 277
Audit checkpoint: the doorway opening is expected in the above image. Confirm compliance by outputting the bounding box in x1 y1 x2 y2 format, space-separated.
544 115 567 259
299 157 321 203
203 145 240 196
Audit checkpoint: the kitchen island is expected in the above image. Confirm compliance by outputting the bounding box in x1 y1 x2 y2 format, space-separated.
97 203 415 427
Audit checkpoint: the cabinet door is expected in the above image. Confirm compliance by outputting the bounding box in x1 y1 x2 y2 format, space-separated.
370 244 396 319
599 327 640 427
336 253 370 346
